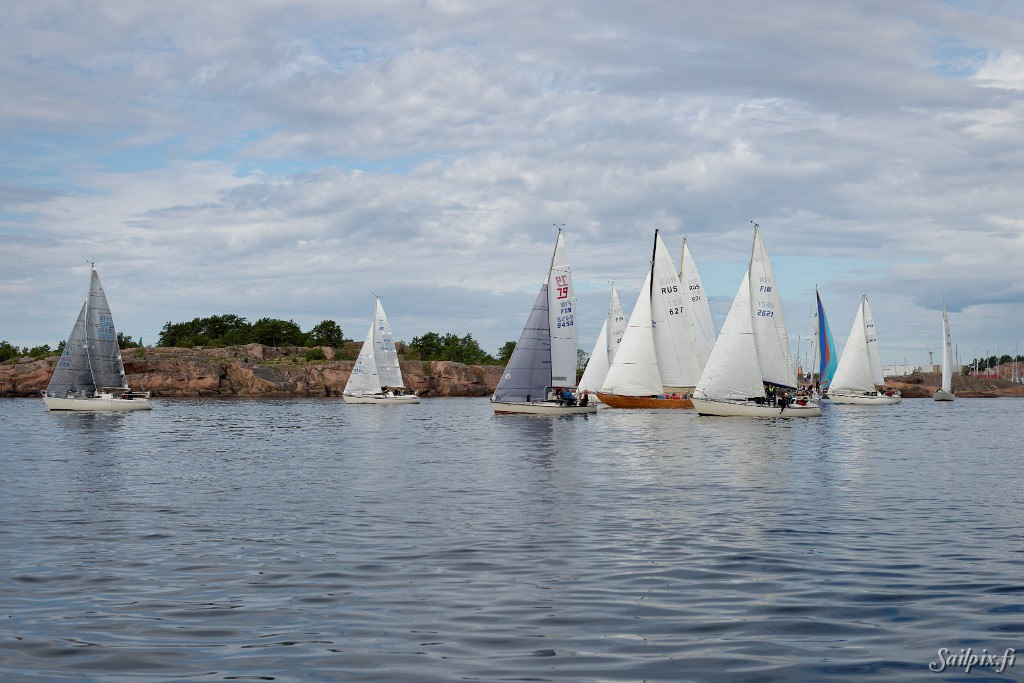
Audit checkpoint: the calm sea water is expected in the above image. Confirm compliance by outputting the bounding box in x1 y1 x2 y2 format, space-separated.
1 397 1022 682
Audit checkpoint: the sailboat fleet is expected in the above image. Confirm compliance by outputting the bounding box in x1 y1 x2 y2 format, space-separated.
42 224 953 415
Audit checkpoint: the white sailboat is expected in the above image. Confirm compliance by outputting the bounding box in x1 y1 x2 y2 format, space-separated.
598 230 714 409
343 296 420 404
43 265 152 411
576 283 626 401
691 225 820 417
934 302 955 401
828 295 901 404
491 229 596 415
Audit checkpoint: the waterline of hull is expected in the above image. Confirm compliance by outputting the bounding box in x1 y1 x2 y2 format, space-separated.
692 397 821 418
491 400 597 415
43 396 152 411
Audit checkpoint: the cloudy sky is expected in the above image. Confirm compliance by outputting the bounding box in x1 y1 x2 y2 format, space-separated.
2 1 1022 367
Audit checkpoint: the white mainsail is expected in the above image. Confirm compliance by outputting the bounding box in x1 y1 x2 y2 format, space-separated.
577 320 609 395
941 303 953 393
830 297 875 393
578 283 627 395
547 231 578 387
372 297 404 389
650 232 703 388
748 226 795 388
607 283 626 362
600 271 662 396
345 324 383 395
694 271 764 400
679 238 717 365
862 297 885 386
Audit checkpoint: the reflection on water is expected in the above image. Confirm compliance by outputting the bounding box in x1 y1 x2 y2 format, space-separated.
1 396 1022 681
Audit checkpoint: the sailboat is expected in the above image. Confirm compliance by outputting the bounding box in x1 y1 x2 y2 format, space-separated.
933 302 955 401
810 288 838 395
828 295 901 404
576 283 626 401
491 229 597 415
598 231 715 409
343 296 420 404
691 225 821 417
43 265 152 411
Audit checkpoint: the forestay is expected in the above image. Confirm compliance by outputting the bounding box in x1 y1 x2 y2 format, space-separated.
345 324 383 395
601 272 662 396
695 271 764 400
494 285 552 403
830 298 875 393
46 302 94 397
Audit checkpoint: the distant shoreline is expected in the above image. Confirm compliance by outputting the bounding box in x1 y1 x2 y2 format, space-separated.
1 344 504 399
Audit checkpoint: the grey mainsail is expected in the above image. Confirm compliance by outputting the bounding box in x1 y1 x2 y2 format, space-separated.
493 284 552 403
45 302 94 397
87 269 128 390
372 297 405 389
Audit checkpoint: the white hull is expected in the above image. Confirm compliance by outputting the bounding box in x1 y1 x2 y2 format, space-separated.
692 397 821 417
933 389 955 401
491 400 597 415
44 395 152 411
828 391 901 405
343 393 420 405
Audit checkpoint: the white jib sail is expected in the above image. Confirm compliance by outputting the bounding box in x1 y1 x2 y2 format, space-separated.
607 283 626 363
345 323 382 395
694 270 764 401
372 297 404 389
547 231 578 386
748 227 795 388
862 296 885 386
577 320 609 395
600 270 662 396
941 304 953 392
679 238 717 366
830 298 874 393
650 233 704 388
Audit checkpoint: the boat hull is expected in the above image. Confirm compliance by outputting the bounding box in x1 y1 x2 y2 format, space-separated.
491 400 597 415
692 397 821 417
596 392 693 409
933 389 955 401
43 395 152 411
343 393 420 404
828 391 901 405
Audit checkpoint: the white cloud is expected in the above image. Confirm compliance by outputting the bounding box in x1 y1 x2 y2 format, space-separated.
1 1 1023 363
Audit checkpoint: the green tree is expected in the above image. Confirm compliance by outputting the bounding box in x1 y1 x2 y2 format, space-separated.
251 317 304 347
407 332 497 365
117 332 142 348
577 348 590 381
307 320 345 347
0 340 20 362
497 340 517 365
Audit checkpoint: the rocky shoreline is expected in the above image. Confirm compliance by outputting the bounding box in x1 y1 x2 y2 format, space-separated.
887 372 1024 398
0 344 504 398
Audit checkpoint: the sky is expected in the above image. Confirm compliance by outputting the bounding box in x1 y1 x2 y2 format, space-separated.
2 0 1022 367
